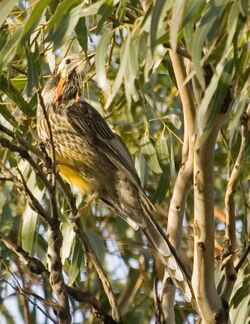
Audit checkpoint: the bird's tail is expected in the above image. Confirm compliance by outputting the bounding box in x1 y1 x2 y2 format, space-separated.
139 194 194 303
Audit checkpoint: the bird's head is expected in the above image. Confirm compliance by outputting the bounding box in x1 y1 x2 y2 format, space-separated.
55 53 91 101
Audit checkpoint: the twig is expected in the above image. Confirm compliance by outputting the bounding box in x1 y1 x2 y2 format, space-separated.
0 259 57 323
0 232 119 323
235 243 250 272
72 219 121 322
0 160 51 224
221 104 250 302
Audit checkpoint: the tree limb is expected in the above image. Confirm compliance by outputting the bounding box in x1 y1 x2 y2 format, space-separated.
221 103 250 302
161 50 195 323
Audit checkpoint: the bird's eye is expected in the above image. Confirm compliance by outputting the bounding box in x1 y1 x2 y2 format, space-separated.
65 58 71 64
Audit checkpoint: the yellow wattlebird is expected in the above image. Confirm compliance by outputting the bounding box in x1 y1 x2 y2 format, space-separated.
37 53 193 303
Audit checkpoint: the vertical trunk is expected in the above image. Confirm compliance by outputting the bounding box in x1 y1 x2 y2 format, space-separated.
192 114 228 323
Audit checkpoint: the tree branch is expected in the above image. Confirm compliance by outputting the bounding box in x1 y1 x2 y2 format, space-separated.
192 112 228 323
0 232 119 324
221 103 250 302
161 50 195 323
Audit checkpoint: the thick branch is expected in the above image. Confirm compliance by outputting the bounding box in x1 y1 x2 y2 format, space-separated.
221 103 250 302
192 114 227 323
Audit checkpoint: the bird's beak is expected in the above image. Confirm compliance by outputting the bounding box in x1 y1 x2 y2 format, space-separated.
56 76 65 100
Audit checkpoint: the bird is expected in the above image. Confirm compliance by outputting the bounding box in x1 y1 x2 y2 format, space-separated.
37 53 194 303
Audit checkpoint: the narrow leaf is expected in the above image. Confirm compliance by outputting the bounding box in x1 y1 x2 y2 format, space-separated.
0 75 33 116
21 0 51 44
141 133 162 174
67 240 82 286
150 0 165 52
96 30 114 93
0 26 23 70
75 17 88 53
0 0 17 28
105 32 131 108
170 0 186 50
61 222 75 264
96 0 114 34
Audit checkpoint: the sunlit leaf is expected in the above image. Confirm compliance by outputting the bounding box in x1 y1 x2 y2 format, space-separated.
67 239 82 286
21 0 51 44
0 0 17 28
105 31 131 108
0 75 33 117
61 222 75 264
96 30 114 93
21 170 45 253
170 0 186 51
150 0 165 52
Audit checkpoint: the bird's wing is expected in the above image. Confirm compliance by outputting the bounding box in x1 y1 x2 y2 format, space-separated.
65 101 141 187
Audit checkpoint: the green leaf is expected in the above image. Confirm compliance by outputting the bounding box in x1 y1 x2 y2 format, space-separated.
0 26 23 70
61 222 75 264
86 229 106 264
141 133 162 174
135 152 146 187
196 53 233 143
190 3 225 89
155 130 169 169
0 101 17 127
46 0 81 33
21 0 51 44
150 0 165 52
67 239 82 286
21 170 45 253
22 204 38 254
169 135 176 178
96 30 114 93
105 31 131 108
153 171 170 203
170 0 186 51
75 17 88 53
25 46 40 97
0 0 17 28
226 99 247 131
97 0 114 34
46 0 82 48
124 36 140 107
0 75 33 117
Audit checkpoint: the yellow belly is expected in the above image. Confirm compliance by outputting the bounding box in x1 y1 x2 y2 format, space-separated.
58 164 88 192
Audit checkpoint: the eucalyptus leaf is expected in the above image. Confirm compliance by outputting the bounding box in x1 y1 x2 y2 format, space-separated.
0 75 33 117
141 133 162 174
67 239 82 286
96 30 114 93
170 0 186 51
0 0 17 28
21 0 51 44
